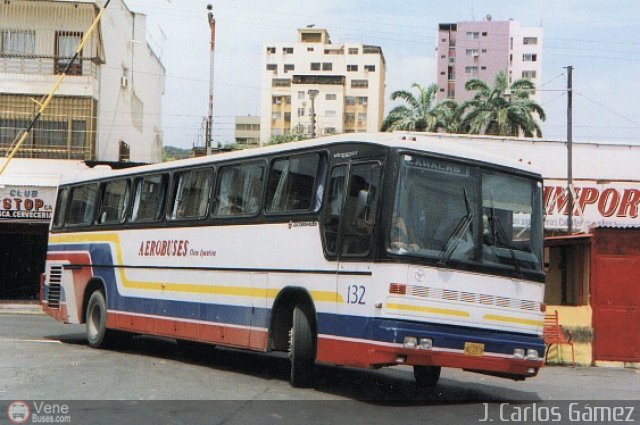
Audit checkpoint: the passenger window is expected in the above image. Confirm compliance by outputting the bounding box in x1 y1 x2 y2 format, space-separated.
132 174 167 222
266 153 320 213
169 168 213 220
98 180 130 224
213 163 264 217
52 188 69 228
66 184 99 226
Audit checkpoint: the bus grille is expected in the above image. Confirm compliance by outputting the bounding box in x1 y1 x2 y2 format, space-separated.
407 285 540 312
47 266 63 309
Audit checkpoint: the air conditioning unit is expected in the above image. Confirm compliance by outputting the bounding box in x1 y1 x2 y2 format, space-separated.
120 76 128 88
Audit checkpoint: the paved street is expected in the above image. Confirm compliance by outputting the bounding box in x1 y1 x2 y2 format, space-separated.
1 314 639 424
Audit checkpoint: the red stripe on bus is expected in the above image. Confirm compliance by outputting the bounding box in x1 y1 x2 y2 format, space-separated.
106 311 268 351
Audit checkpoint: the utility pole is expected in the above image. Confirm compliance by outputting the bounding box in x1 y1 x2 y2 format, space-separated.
566 66 573 233
307 89 319 138
206 4 216 155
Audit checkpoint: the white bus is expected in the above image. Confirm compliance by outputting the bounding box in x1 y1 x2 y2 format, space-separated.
42 132 546 388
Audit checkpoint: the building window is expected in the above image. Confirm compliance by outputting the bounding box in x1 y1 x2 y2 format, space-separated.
522 70 537 79
357 112 367 124
325 110 336 117
481 66 487 70
351 79 368 89
440 71 445 75
322 62 332 71
364 65 375 72
344 96 356 106
481 49 487 53
464 66 479 76
465 48 479 57
310 62 321 71
344 112 355 124
324 127 336 135
347 64 358 72
55 31 83 75
448 57 456 64
272 78 291 87
356 96 368 106
298 91 305 100
466 32 479 40
307 47 314 52
118 141 130 161
272 111 282 120
523 37 538 45
266 63 277 71
441 38 447 43
283 47 294 54
481 32 488 36
0 30 35 55
284 64 295 72
325 93 337 100
266 47 276 54
348 47 359 55
297 108 305 117
523 53 538 62
439 88 445 92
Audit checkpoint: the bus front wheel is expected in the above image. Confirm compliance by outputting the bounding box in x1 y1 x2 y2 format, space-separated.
290 306 315 388
414 365 441 389
86 290 111 348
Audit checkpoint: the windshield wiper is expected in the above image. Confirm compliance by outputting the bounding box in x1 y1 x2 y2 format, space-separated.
438 188 474 267
488 192 522 275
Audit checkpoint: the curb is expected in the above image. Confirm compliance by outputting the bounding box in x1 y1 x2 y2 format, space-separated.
0 303 44 315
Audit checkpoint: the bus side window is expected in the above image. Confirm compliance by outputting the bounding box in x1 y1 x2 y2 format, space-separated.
169 168 213 220
322 165 347 255
98 179 130 224
66 183 99 226
213 163 264 217
266 153 320 213
131 174 167 222
52 188 69 228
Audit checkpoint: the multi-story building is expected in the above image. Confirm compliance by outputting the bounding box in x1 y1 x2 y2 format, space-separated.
0 0 165 299
436 17 542 103
0 0 165 163
260 28 385 144
234 115 260 146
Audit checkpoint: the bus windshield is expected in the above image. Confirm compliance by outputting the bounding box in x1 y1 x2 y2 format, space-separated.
389 153 543 276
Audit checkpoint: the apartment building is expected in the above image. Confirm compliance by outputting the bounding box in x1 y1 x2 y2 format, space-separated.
234 115 260 146
0 0 165 163
436 17 543 103
0 0 165 299
260 28 385 144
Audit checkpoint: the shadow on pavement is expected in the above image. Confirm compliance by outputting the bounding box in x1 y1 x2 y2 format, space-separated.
48 330 540 404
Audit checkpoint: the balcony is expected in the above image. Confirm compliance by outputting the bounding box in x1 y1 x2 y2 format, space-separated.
0 54 100 78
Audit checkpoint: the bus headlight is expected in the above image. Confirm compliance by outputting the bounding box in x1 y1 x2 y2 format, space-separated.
514 348 525 359
403 336 417 349
418 338 433 350
526 349 539 360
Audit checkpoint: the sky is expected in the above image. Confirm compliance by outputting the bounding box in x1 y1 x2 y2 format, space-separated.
124 0 640 150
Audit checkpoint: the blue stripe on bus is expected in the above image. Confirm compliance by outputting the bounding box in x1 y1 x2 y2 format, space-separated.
49 242 544 354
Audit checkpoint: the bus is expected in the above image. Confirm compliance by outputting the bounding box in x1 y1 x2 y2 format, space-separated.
41 132 546 388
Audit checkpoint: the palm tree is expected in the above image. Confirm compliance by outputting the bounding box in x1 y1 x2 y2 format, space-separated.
436 99 466 134
381 83 448 132
462 71 546 137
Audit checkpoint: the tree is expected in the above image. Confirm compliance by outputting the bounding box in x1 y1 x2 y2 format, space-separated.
381 83 450 132
436 99 466 134
462 71 546 137
267 132 307 145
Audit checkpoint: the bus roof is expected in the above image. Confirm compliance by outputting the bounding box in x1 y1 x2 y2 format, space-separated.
59 132 540 185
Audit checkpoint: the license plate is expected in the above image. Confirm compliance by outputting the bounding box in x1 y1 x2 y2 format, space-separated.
464 342 485 356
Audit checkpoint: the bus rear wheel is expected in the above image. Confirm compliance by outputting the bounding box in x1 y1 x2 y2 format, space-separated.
290 306 315 388
414 365 441 389
86 290 112 348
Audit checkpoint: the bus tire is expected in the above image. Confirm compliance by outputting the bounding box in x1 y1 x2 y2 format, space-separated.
290 306 315 388
414 365 441 389
85 290 111 348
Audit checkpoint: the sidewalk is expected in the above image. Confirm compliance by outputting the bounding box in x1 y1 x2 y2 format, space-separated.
0 301 43 315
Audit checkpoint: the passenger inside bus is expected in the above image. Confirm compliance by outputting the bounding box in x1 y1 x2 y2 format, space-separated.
390 214 420 252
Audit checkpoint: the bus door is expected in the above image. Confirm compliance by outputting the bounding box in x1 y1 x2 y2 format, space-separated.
323 161 381 320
